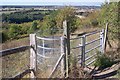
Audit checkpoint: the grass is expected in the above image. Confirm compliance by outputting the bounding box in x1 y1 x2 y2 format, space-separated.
0 37 29 50
2 50 30 78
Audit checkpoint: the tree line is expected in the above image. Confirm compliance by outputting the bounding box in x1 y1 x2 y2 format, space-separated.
2 10 51 24
1 7 81 43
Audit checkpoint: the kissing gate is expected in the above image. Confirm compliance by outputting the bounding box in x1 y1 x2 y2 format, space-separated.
30 21 105 78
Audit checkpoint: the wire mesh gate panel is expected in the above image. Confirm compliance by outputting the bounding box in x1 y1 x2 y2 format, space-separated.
35 29 64 78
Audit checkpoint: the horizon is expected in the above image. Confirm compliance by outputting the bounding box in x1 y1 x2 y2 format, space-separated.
1 0 109 6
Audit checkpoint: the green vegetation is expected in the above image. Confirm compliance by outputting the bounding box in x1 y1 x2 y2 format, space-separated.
94 52 115 69
2 10 51 23
98 2 120 49
2 2 120 47
2 7 81 43
28 21 38 33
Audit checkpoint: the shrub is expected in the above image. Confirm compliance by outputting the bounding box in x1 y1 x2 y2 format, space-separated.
94 52 114 69
8 25 22 39
0 31 9 43
28 21 38 34
91 19 99 27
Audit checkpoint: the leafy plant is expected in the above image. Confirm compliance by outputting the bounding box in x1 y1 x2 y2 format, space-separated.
94 52 115 69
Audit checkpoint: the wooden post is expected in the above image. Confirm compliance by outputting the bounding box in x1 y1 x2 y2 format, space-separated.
81 35 86 68
61 37 64 76
63 20 70 77
60 36 66 77
103 23 109 52
30 34 37 78
100 29 104 53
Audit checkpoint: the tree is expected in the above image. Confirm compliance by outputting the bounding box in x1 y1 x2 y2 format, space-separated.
28 21 38 33
8 25 22 39
40 15 56 36
55 6 79 32
98 2 120 49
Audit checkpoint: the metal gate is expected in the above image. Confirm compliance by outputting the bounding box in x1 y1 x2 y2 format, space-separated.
70 29 104 67
35 29 66 78
29 21 105 78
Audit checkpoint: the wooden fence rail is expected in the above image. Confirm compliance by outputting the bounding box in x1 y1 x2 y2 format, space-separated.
0 46 30 57
1 34 37 79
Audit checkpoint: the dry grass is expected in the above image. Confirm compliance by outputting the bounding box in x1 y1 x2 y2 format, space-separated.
1 50 30 78
0 37 29 50
69 66 92 78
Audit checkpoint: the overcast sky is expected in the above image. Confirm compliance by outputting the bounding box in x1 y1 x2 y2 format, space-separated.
1 0 109 6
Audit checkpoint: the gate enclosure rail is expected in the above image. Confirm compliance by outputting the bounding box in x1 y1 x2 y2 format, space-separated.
0 20 105 79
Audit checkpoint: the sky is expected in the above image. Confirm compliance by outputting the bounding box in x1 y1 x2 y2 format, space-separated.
1 0 109 6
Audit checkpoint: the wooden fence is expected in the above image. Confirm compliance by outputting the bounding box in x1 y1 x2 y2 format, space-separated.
0 34 37 79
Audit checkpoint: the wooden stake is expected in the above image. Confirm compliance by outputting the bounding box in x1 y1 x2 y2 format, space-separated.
30 34 37 79
103 23 109 52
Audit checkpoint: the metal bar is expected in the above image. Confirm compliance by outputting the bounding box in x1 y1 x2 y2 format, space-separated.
85 53 97 61
36 36 61 41
85 38 101 45
70 45 82 50
70 36 83 40
81 35 86 68
100 29 104 53
49 53 65 78
0 46 30 57
37 45 60 50
85 30 101 36
86 59 96 66
85 44 102 54
42 39 45 56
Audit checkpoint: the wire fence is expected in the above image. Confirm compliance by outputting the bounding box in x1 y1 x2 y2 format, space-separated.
35 29 64 78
